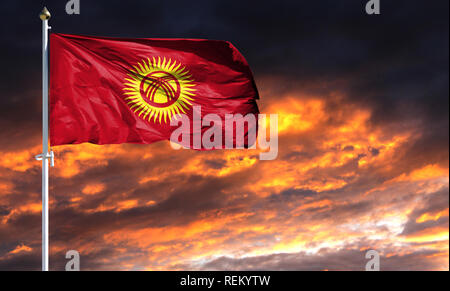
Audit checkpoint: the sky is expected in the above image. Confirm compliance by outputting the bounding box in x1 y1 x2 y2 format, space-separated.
0 0 448 270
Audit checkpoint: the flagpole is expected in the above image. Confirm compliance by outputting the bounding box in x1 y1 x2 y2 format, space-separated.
37 7 53 272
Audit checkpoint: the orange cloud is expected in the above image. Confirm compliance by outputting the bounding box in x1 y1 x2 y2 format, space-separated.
1 145 40 172
82 183 105 195
8 244 32 255
1 91 448 271
416 209 449 224
395 164 449 183
404 226 449 243
267 98 326 134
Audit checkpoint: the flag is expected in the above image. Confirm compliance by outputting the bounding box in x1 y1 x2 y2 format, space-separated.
50 33 259 148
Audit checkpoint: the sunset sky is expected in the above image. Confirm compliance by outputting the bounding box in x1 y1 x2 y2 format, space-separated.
0 0 448 270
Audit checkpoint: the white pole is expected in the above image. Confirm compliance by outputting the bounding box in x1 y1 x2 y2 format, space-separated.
38 7 53 272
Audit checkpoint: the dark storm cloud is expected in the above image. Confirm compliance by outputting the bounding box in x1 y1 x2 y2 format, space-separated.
401 187 449 236
2 1 448 135
44 150 260 247
0 252 40 271
193 247 445 271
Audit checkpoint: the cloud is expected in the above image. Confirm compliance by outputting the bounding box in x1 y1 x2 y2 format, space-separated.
0 0 448 271
1 88 448 270
401 188 449 238
191 246 448 271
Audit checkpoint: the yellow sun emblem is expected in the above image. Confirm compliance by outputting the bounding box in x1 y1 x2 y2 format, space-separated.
123 57 196 123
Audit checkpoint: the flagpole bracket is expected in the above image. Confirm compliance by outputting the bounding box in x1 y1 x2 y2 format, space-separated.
35 151 55 167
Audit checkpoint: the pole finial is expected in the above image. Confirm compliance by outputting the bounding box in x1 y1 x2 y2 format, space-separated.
39 7 51 21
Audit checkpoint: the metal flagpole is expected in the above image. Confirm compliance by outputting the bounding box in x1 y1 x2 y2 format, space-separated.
36 7 54 272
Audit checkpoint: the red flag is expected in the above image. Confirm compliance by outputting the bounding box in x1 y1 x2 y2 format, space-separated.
50 34 259 148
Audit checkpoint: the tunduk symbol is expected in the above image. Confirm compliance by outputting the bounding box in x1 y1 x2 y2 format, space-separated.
140 71 181 108
123 57 196 123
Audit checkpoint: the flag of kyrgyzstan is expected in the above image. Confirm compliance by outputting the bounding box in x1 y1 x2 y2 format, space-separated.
50 34 259 148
